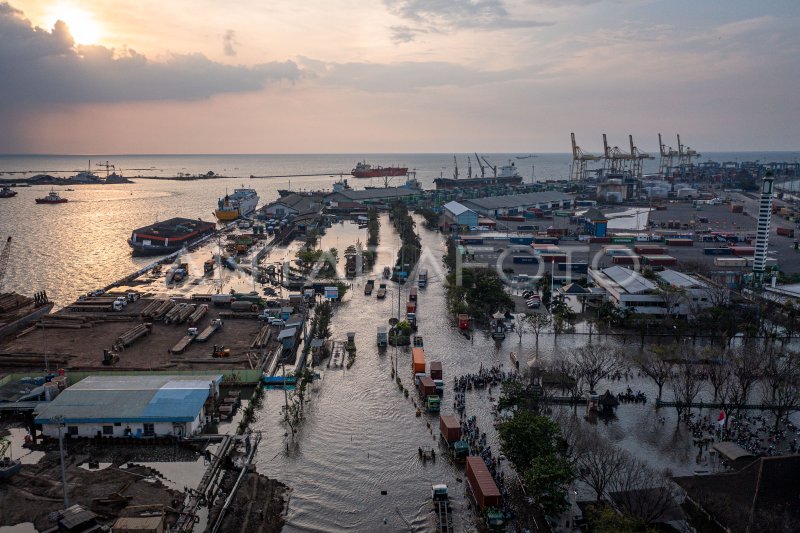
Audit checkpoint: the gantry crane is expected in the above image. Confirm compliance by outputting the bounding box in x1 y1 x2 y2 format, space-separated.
658 133 680 177
629 135 654 179
570 133 602 181
677 134 700 166
0 237 12 293
602 134 633 174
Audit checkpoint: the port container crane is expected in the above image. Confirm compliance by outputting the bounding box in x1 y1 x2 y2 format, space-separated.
628 135 654 179
658 133 679 177
677 134 700 166
570 133 601 181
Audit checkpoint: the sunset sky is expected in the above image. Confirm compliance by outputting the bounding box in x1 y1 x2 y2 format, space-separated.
1 1 798 154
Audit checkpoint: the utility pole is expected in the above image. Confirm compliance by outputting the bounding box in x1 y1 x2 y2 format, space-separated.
53 415 69 508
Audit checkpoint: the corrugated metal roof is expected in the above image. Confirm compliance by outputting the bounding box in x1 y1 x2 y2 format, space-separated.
443 201 474 217
35 375 221 425
601 266 657 294
657 269 705 288
462 191 572 211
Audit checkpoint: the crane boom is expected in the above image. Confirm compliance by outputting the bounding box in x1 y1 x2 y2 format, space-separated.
480 156 497 177
474 153 485 177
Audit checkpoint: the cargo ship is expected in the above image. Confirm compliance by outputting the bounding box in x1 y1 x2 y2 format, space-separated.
434 161 523 190
351 161 408 178
128 217 217 256
214 187 259 221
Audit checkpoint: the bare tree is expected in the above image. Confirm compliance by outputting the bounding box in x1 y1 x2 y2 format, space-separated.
574 431 629 501
761 350 800 429
573 343 621 393
608 456 681 525
656 284 686 323
513 313 527 344
632 345 674 402
729 344 764 414
669 347 703 420
702 346 732 403
527 312 551 357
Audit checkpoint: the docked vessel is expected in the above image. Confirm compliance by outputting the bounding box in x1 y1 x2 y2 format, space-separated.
128 217 217 256
365 172 421 191
0 186 17 198
214 187 259 221
351 161 408 178
435 161 523 190
35 189 68 204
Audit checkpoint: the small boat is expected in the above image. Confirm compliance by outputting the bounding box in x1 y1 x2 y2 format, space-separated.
0 186 17 198
35 189 68 204
0 438 21 480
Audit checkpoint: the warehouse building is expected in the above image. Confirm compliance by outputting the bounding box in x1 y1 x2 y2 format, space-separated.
588 266 714 317
461 191 573 217
35 374 222 439
442 201 479 231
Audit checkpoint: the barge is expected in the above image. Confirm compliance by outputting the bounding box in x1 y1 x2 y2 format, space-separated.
128 217 217 256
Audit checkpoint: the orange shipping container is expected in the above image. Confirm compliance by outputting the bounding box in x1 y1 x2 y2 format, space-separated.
412 347 426 373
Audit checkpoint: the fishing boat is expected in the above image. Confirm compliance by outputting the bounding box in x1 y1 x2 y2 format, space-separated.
35 189 68 204
214 186 259 221
351 161 407 178
0 186 17 198
0 438 21 479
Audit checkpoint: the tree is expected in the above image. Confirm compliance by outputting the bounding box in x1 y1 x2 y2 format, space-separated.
573 343 620 393
526 312 551 357
523 454 575 517
608 456 681 525
632 345 674 402
669 348 703 420
587 505 658 533
499 411 562 469
761 350 800 429
550 294 576 336
656 284 686 324
513 313 527 343
702 346 732 402
574 432 629 501
729 344 763 414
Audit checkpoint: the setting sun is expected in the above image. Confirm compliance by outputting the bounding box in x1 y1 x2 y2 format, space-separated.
46 3 103 45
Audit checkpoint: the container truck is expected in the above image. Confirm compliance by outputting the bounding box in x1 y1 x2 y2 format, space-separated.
412 347 425 373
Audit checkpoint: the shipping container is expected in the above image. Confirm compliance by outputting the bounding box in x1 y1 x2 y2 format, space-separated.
547 228 568 237
731 246 755 256
409 287 418 302
440 415 461 444
777 227 795 237
714 257 747 267
533 236 559 245
407 301 417 314
512 255 538 264
231 301 258 312
412 347 426 373
703 247 733 256
613 255 640 265
610 236 635 244
497 215 526 222
466 456 502 510
418 376 436 397
509 236 534 245
666 238 693 246
642 255 678 266
589 237 612 244
634 245 665 254
430 361 443 380
540 253 568 263
557 263 588 274
460 237 484 245
604 246 633 256
516 225 537 231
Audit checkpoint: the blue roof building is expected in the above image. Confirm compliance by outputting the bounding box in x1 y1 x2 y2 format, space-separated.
35 374 222 439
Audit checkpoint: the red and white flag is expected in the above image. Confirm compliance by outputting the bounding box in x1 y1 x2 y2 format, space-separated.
717 409 726 427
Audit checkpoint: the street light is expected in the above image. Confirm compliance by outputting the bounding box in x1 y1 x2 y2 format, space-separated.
51 415 69 508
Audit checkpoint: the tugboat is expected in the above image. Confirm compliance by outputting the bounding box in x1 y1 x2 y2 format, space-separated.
35 189 68 204
0 186 17 198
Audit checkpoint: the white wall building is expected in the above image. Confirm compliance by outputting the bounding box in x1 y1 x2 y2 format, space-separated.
35 374 222 439
589 266 715 317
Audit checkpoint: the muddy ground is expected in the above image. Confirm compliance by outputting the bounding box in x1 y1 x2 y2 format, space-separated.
0 447 183 531
207 469 288 533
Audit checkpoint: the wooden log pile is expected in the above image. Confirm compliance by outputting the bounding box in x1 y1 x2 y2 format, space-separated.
250 326 272 349
188 304 208 325
113 323 153 351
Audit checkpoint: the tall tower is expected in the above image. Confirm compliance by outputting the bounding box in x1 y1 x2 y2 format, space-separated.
753 171 774 286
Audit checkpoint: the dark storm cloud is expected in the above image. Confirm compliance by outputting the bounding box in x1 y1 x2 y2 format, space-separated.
385 0 552 37
0 4 300 106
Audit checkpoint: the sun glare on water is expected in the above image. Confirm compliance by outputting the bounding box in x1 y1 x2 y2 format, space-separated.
46 3 104 45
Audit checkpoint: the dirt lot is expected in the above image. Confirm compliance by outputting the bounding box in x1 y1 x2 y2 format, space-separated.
0 298 281 371
0 447 183 531
207 470 288 533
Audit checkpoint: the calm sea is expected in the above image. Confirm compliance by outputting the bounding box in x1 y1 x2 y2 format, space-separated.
1 152 798 306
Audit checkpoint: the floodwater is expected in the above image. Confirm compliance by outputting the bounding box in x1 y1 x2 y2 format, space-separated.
251 216 746 531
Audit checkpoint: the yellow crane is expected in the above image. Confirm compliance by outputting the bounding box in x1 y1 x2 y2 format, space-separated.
570 133 601 181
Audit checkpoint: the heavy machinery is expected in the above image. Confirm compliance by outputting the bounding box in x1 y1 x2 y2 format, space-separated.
212 344 230 358
102 350 120 366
